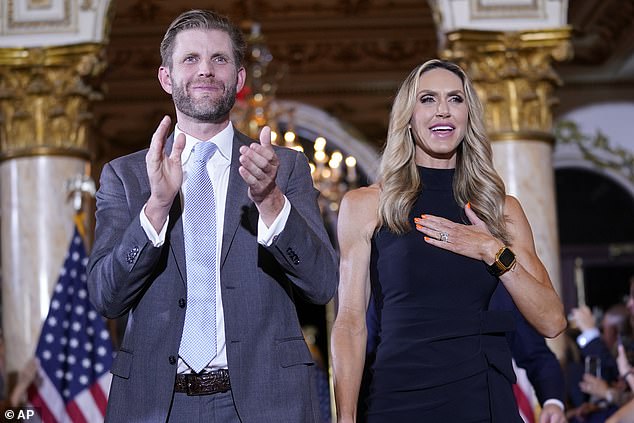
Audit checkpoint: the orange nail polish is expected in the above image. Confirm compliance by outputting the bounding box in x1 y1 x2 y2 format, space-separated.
415 224 423 230
424 236 430 241
466 202 471 209
421 214 428 219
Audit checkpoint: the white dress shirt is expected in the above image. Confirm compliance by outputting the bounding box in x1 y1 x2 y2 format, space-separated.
139 122 291 373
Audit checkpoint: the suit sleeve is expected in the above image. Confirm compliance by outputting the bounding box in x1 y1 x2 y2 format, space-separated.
87 159 166 318
581 338 619 383
265 150 338 305
490 285 566 405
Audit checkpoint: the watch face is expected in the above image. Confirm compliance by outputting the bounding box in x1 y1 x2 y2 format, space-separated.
498 248 516 267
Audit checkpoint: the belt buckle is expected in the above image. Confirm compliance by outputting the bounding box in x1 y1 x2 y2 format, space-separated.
186 375 204 396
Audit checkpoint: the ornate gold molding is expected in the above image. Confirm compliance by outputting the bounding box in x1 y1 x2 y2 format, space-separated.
555 120 634 184
489 130 555 145
6 0 72 33
441 28 572 141
0 43 106 161
470 0 543 19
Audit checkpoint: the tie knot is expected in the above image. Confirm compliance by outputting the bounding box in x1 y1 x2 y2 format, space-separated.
193 142 217 164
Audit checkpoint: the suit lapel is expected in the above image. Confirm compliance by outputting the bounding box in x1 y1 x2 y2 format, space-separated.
220 132 253 269
169 198 187 286
164 130 254 280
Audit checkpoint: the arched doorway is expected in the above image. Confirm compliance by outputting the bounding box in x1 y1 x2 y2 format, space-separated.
554 112 634 313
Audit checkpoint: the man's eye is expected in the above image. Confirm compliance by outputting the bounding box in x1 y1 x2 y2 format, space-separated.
213 56 228 64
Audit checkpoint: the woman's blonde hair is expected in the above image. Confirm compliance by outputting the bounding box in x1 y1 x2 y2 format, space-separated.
377 59 510 244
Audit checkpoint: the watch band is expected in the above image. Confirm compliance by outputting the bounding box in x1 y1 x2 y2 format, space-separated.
486 246 516 277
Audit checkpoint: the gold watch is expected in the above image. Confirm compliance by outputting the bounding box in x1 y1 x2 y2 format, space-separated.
486 246 516 277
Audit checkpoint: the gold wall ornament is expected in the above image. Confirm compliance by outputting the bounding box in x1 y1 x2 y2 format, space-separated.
555 120 634 184
7 0 72 32
0 43 106 161
441 27 573 139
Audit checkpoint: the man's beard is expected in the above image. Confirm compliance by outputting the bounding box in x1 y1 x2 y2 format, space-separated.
171 78 237 122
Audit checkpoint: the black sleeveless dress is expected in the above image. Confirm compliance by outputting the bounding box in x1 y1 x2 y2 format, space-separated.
366 167 522 422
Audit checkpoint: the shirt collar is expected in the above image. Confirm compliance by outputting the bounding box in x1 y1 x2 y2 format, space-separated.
176 122 234 165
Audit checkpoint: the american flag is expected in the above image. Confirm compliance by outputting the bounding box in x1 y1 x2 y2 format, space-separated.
27 227 113 422
512 360 538 423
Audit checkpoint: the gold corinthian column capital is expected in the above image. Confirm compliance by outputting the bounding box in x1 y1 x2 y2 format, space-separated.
441 28 573 360
0 43 106 161
0 43 106 377
441 27 573 144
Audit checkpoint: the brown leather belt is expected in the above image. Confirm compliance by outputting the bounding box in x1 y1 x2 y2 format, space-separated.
174 369 231 396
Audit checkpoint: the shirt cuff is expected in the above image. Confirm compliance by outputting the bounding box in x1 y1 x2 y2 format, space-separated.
140 204 168 247
257 196 291 246
577 328 600 348
543 398 565 411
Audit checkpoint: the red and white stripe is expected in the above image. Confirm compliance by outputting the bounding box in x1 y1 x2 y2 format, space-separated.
512 360 538 423
27 365 111 423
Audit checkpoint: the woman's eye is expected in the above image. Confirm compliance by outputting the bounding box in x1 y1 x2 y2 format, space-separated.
449 95 464 103
420 96 434 103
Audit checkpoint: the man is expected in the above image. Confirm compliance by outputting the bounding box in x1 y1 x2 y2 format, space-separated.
87 9 337 423
566 301 632 421
570 303 626 386
489 285 567 423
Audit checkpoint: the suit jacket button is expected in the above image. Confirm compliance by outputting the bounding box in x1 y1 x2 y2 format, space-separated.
126 247 139 264
178 298 186 308
169 355 177 365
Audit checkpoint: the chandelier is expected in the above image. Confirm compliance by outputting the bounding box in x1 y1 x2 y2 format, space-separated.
232 22 360 213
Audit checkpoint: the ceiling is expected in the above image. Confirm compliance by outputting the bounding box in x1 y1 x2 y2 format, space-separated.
92 0 634 167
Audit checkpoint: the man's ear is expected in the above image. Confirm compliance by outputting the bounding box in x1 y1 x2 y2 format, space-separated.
236 66 246 93
158 66 173 94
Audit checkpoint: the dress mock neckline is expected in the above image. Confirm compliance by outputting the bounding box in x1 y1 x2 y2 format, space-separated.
418 166 455 191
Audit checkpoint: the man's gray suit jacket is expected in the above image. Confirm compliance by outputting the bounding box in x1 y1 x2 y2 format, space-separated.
87 130 338 422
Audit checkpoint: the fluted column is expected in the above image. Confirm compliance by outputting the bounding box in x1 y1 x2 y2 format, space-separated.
442 28 572 357
0 43 105 376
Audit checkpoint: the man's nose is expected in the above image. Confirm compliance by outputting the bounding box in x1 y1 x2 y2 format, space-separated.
198 59 215 77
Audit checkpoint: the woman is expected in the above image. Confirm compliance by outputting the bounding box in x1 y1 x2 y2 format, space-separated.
330 59 566 422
